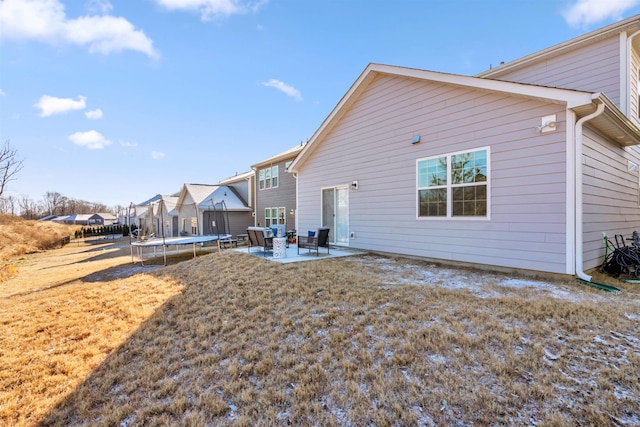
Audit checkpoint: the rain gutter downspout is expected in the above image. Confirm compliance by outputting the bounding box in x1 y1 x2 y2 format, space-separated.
574 97 605 281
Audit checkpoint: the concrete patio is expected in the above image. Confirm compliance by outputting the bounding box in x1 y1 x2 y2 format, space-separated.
234 243 366 263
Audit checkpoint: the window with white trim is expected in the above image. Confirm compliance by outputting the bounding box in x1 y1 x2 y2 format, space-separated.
265 207 285 226
417 148 488 218
259 166 279 190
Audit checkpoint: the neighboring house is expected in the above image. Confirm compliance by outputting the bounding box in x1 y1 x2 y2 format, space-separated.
38 214 57 221
252 143 305 232
54 214 91 225
289 58 640 278
131 194 164 232
172 183 252 237
476 15 640 128
88 213 117 226
156 196 179 237
217 170 255 212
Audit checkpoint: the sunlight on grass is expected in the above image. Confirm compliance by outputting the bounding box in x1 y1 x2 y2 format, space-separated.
0 235 637 427
2 250 630 426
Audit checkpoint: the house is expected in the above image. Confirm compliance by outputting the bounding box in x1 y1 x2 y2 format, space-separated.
217 170 255 212
289 17 640 279
53 214 92 225
134 195 180 237
156 195 179 237
172 183 252 237
88 213 117 226
130 194 163 230
251 143 305 232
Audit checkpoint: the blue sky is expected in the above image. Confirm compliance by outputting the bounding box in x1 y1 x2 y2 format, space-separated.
2 0 640 210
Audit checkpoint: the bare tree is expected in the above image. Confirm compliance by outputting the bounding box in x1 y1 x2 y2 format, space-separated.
0 140 24 197
0 195 17 215
43 191 67 216
18 194 42 220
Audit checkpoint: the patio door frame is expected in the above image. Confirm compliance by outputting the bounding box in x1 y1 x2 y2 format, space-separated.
321 185 349 246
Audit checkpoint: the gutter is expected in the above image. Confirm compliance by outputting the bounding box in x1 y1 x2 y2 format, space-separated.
574 95 605 281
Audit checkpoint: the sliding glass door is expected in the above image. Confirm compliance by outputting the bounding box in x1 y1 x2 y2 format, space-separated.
322 186 349 245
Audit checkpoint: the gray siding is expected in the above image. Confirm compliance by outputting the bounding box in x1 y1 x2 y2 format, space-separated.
255 158 297 230
582 127 640 270
490 36 621 108
298 74 571 274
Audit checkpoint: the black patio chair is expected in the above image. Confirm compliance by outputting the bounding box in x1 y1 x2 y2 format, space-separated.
297 227 330 256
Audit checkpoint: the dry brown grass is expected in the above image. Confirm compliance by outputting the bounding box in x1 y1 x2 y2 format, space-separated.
0 214 78 282
1 242 639 426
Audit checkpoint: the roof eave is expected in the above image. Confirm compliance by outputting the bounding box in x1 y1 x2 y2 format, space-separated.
477 15 640 78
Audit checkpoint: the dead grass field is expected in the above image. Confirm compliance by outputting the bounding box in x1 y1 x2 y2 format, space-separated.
1 236 639 426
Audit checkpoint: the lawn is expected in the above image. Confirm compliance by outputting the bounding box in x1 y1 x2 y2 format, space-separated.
1 241 639 426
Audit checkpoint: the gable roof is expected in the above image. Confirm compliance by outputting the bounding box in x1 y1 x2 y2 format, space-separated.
289 63 605 171
251 143 306 169
217 170 254 185
477 15 640 79
138 194 162 207
174 183 250 212
89 213 116 220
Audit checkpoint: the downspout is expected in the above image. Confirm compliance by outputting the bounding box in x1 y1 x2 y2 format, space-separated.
623 30 640 116
574 97 605 281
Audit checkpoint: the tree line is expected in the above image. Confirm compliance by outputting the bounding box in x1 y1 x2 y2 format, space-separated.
0 191 122 220
0 141 122 219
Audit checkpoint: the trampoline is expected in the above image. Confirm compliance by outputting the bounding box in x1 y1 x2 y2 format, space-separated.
131 234 231 265
129 199 233 266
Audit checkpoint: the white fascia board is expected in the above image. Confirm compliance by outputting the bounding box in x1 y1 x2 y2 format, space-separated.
370 64 596 108
477 16 640 78
289 63 596 172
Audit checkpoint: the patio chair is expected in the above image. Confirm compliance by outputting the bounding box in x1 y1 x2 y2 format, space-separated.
247 227 273 256
297 227 330 256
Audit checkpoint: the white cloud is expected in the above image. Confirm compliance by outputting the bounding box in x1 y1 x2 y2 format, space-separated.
86 0 113 15
120 140 138 147
0 89 6 96
563 0 639 27
155 0 265 21
262 79 302 102
68 130 112 149
151 150 166 159
34 95 86 117
85 108 103 119
0 0 158 58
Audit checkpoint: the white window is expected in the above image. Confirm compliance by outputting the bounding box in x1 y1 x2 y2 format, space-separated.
417 148 488 218
259 166 279 190
265 207 285 226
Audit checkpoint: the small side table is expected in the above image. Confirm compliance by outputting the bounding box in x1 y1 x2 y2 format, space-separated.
273 237 287 259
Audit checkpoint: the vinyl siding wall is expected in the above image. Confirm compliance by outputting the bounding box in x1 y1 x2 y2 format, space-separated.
489 36 621 107
176 193 199 235
297 74 571 274
255 158 297 230
582 127 640 270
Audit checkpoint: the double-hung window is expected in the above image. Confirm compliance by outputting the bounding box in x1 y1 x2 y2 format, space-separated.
417 148 488 218
265 207 285 226
259 166 279 190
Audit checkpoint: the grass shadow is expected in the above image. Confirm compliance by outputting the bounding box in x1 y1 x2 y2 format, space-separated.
33 251 640 426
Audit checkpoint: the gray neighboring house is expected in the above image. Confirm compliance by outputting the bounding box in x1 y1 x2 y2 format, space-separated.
88 213 117 226
290 26 640 280
173 183 253 237
252 144 305 233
